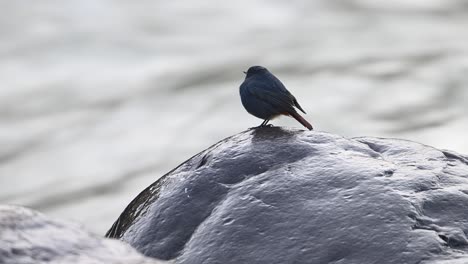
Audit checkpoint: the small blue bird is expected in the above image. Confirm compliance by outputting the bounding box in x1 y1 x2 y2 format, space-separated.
239 66 313 130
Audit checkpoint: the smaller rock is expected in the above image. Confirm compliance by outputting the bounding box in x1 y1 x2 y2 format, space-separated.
0 205 166 264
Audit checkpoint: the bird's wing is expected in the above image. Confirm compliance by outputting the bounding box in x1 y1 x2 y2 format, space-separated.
247 80 296 113
293 98 307 114
268 74 307 114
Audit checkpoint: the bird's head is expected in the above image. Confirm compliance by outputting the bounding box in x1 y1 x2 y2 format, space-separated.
243 66 268 77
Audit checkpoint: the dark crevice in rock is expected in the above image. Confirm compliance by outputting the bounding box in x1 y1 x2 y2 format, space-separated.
439 233 468 248
439 234 449 243
409 196 468 251
442 150 468 166
411 215 435 231
196 153 210 169
379 169 395 177
413 184 441 193
354 138 390 157
361 142 387 155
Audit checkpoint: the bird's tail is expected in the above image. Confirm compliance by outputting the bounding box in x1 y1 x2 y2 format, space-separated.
289 111 313 130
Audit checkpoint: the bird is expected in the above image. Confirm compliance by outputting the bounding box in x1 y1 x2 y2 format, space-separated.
239 66 313 130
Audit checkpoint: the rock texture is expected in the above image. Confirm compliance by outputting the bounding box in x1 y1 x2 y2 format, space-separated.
0 205 166 264
3 0 468 236
107 127 468 264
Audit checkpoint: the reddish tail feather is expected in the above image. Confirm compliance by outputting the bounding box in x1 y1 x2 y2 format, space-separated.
289 111 313 130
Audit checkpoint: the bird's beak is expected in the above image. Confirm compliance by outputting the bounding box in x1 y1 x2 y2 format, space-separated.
243 71 247 74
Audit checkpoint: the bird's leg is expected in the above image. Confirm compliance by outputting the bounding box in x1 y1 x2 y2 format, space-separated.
250 120 268 130
258 119 274 128
259 119 269 127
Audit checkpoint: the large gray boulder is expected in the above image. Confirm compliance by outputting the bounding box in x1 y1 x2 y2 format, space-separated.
106 127 468 264
0 205 166 264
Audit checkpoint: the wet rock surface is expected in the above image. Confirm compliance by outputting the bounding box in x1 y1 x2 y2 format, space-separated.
106 127 468 263
2 1 468 234
0 205 166 264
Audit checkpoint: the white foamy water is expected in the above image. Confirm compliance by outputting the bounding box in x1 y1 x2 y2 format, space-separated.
1 0 468 234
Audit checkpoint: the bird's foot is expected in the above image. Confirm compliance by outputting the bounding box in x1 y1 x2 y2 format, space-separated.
253 124 274 128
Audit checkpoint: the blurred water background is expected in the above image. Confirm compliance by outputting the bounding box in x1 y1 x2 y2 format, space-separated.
1 0 468 234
